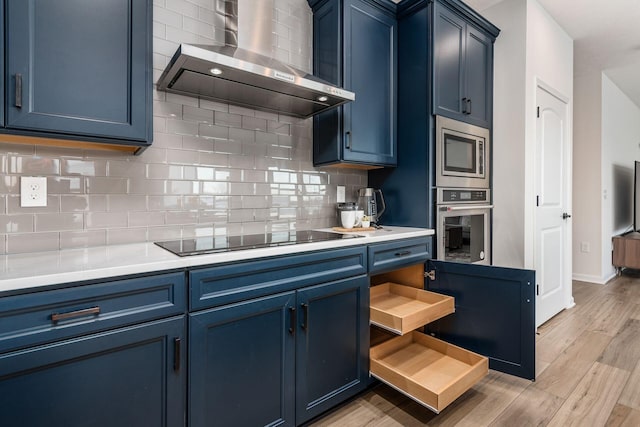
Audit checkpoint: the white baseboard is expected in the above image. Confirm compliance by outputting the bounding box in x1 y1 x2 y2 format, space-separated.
572 273 614 285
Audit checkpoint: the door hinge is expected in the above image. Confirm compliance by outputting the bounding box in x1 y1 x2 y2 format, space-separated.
424 270 436 281
537 106 540 118
536 284 540 296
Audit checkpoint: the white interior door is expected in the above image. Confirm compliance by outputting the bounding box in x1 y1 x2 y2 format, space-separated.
535 86 571 326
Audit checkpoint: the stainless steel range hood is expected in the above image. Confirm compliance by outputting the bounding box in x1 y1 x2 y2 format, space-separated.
156 44 355 119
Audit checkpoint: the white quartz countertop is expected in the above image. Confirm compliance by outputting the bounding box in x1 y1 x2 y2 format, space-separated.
0 227 433 295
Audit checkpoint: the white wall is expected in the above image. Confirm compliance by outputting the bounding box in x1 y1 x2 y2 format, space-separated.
523 0 573 269
572 72 640 283
483 0 526 268
572 69 603 282
600 74 640 279
483 0 573 271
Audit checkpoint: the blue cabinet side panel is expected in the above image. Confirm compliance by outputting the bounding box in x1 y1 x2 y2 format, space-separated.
312 0 342 165
426 261 536 380
369 4 433 228
0 317 185 427
189 292 296 427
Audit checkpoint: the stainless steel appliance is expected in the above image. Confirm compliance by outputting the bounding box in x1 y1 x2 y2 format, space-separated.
436 188 492 265
357 188 386 224
436 115 490 188
155 230 361 257
156 1 354 119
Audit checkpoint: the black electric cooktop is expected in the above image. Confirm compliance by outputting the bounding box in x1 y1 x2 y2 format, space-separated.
155 230 362 257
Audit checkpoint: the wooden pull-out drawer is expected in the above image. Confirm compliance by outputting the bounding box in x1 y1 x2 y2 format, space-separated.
370 283 454 335
370 331 488 413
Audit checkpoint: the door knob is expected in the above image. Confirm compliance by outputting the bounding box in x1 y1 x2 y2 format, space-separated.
562 212 572 219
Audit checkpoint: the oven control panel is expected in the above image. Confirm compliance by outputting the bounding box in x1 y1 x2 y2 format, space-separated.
437 188 491 204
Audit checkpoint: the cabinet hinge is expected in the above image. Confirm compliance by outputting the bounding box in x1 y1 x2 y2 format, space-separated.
424 270 436 281
537 106 540 118
536 284 540 296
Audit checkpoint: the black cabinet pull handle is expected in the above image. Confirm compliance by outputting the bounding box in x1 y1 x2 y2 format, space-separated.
51 306 100 323
345 131 351 150
467 98 472 115
289 307 296 335
174 337 181 372
394 250 411 257
461 97 468 114
15 74 22 108
301 303 309 331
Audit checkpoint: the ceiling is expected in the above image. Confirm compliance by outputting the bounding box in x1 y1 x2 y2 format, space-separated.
462 0 640 107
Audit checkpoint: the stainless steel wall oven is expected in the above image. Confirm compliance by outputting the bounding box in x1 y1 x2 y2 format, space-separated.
436 188 492 265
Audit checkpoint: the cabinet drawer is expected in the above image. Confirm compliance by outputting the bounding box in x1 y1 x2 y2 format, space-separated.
370 331 487 413
0 272 186 354
368 237 431 274
189 246 367 311
370 283 454 335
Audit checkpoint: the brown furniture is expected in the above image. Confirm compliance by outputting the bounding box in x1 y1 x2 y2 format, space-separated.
612 232 640 273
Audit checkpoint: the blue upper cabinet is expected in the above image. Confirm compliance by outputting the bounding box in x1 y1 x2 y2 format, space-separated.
4 0 152 153
310 0 397 168
433 0 497 128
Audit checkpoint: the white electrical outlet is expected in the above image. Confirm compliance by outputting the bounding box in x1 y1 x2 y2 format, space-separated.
336 186 346 203
580 242 590 253
20 176 47 207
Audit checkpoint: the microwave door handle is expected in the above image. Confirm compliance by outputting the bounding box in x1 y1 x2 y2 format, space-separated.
442 205 494 211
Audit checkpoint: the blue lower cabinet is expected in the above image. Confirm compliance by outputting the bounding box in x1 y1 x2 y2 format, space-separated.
189 292 296 427
295 275 369 425
0 316 186 427
188 275 369 427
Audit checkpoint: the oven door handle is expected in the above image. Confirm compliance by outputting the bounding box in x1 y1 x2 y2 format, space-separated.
440 205 494 211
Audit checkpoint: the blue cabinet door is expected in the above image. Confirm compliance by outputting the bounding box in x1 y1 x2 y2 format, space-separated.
0 316 186 427
433 2 465 119
0 2 4 128
342 0 397 166
189 292 296 427
5 0 152 144
433 1 493 128
426 260 536 380
295 275 369 424
464 26 492 127
310 0 397 167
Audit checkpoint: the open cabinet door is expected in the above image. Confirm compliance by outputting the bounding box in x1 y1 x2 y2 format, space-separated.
426 260 536 380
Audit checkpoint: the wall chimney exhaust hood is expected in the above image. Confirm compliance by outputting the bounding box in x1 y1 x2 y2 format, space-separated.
157 44 355 119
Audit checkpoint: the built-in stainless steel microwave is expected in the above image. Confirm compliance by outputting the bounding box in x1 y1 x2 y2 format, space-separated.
435 115 490 188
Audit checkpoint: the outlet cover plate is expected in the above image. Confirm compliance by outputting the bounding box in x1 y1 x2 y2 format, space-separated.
336 186 346 203
21 176 47 207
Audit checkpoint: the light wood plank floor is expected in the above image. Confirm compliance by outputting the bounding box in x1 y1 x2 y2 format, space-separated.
310 273 640 426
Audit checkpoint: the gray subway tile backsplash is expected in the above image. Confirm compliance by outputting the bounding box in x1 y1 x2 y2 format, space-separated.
0 0 367 255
